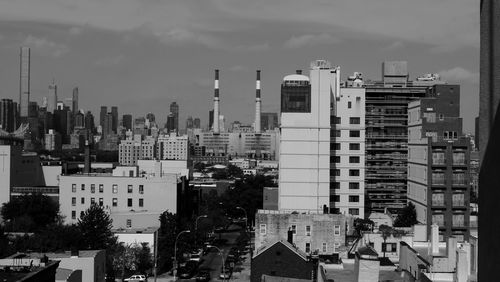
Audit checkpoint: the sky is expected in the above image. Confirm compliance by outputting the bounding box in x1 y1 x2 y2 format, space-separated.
0 0 479 133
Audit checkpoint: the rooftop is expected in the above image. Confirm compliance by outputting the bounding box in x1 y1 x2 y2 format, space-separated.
321 262 408 282
113 226 159 234
26 250 103 259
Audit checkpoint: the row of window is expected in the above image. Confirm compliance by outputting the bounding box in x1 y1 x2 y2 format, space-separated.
331 143 361 150
71 197 144 208
330 195 360 202
331 117 361 125
331 156 361 163
330 182 360 189
330 207 360 216
259 224 342 236
331 169 360 177
72 184 144 194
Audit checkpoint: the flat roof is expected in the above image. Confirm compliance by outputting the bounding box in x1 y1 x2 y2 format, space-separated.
113 226 159 234
27 250 102 259
323 263 407 282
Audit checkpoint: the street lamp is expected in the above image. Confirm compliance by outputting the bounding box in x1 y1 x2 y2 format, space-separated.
174 230 191 281
236 206 248 230
195 214 208 245
207 245 227 282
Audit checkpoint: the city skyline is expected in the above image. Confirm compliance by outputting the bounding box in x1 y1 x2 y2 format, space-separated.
0 0 478 132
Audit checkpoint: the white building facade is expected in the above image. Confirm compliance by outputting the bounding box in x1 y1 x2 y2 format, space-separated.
157 134 189 160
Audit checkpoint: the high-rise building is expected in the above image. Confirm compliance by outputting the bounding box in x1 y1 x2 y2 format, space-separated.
85 111 95 133
278 60 335 212
146 112 155 123
103 113 113 138
47 81 58 113
111 106 118 133
261 112 279 131
72 87 79 114
122 114 132 131
186 116 194 129
118 136 156 165
209 110 214 130
0 99 16 132
166 113 175 134
330 85 366 218
19 47 30 118
194 118 201 129
74 112 85 129
169 102 179 133
157 134 189 160
408 84 470 242
100 106 107 128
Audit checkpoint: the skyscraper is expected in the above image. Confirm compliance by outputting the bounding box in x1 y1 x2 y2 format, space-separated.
111 106 118 133
169 102 179 133
103 113 113 138
0 99 16 132
85 111 95 133
72 87 79 114
209 110 214 130
261 112 279 131
47 81 58 113
19 47 30 118
186 116 194 129
122 114 132 131
100 106 107 128
194 118 201 128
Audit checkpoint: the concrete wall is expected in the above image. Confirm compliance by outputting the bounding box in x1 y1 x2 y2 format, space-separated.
49 250 106 282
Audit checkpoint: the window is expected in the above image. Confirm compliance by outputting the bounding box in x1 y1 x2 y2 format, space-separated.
347 101 352 109
112 184 118 194
81 197 85 204
349 196 360 202
99 184 104 193
72 197 76 206
91 184 95 193
259 224 267 235
439 114 444 121
382 243 397 253
322 243 327 253
330 195 340 202
306 225 311 236
331 156 340 163
330 143 340 150
305 243 311 253
127 185 133 193
349 182 360 189
112 198 118 207
80 211 84 218
99 198 103 206
350 117 360 124
349 143 360 150
291 225 297 234
330 182 340 189
71 211 76 219
453 152 466 165
72 184 76 193
331 169 340 176
332 116 341 124
349 208 360 215
91 198 95 204
334 225 341 235
349 169 360 176
126 219 132 228
432 172 445 185
334 242 341 253
432 152 446 165
139 185 144 194
139 198 144 207
349 130 360 138
452 172 466 185
81 184 85 191
349 156 360 163
331 130 341 137
127 198 132 207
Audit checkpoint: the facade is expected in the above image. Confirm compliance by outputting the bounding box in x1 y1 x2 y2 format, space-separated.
251 240 314 282
0 255 60 282
0 99 18 132
255 210 347 255
261 112 279 131
44 129 62 151
278 61 336 212
19 46 30 118
118 136 155 165
122 114 132 131
407 85 471 241
111 106 118 133
59 168 178 228
99 106 107 128
114 227 158 254
72 87 79 114
157 133 189 160
47 81 58 113
263 187 279 210
169 102 179 133
330 86 366 217
364 62 437 213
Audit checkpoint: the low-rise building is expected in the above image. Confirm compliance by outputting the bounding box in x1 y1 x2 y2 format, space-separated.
0 254 60 282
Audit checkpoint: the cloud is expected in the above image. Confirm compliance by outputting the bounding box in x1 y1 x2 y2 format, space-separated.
438 67 479 84
93 55 125 67
383 41 404 50
21 35 69 57
284 33 341 48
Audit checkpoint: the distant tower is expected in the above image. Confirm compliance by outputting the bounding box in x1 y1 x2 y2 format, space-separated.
194 118 201 128
0 99 16 132
122 114 132 131
169 102 179 133
19 47 30 118
111 106 118 133
213 69 220 135
72 87 79 114
186 116 194 129
47 80 58 113
100 106 107 128
255 70 262 134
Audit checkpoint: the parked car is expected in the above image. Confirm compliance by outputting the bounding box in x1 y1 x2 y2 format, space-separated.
124 274 147 282
195 271 211 282
219 269 232 280
179 261 198 279
189 253 202 263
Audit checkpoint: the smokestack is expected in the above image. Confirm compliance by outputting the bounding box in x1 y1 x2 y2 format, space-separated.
213 69 220 135
255 70 262 135
287 228 294 245
84 140 90 174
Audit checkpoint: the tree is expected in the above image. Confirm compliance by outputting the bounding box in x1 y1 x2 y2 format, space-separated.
353 218 374 237
136 242 153 274
394 202 418 227
78 203 116 250
158 211 177 273
1 193 60 232
227 164 244 179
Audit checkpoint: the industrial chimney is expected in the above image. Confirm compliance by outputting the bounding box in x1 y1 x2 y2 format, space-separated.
213 69 220 135
255 70 262 135
84 139 90 174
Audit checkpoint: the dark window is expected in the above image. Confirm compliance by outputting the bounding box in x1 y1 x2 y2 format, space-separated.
330 195 340 202
99 184 104 193
349 156 360 163
331 156 341 163
330 182 340 189
128 198 133 207
81 184 85 191
350 143 360 150
281 84 311 113
99 198 103 206
349 182 360 189
81 197 85 204
71 211 76 219
332 116 341 124
382 243 397 252
112 198 117 207
91 198 95 204
80 211 84 218
139 185 144 194
72 197 76 206
348 101 352 109
349 208 359 215
331 130 341 137
139 199 144 207
349 196 359 202
127 185 133 193
350 117 360 124
91 184 95 193
349 169 360 176
72 184 76 193
330 143 341 150
331 169 340 176
349 130 360 137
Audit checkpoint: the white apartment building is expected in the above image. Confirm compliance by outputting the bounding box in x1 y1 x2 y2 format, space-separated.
330 87 366 218
118 135 155 165
278 60 337 212
59 166 178 229
157 133 189 160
